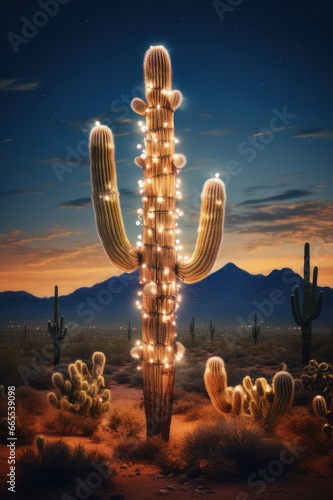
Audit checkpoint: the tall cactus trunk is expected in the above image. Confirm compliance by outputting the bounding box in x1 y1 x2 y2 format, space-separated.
53 338 61 367
290 242 324 367
301 321 312 367
89 45 226 440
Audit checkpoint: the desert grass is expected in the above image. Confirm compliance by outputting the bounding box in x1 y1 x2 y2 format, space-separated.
17 438 111 491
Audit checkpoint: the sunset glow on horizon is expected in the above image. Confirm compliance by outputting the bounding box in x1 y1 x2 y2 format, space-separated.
1 1 332 298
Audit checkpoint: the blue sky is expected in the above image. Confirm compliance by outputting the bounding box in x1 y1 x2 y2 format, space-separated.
1 0 333 296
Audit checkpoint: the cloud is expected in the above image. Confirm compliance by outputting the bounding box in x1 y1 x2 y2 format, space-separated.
251 126 294 137
2 138 13 143
294 129 333 139
199 129 230 137
0 227 80 248
0 79 39 91
225 200 333 250
60 198 91 209
251 130 274 137
241 189 312 206
0 190 43 198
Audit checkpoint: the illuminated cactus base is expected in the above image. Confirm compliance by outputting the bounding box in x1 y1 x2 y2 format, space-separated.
90 46 226 440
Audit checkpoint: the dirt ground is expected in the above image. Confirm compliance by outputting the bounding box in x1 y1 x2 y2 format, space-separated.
1 382 333 500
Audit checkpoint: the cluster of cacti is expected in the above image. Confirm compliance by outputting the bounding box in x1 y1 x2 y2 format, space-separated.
209 320 216 342
299 359 333 397
89 45 226 440
204 357 295 431
252 311 260 345
190 316 195 341
48 285 67 366
312 395 333 437
48 352 111 418
290 242 324 366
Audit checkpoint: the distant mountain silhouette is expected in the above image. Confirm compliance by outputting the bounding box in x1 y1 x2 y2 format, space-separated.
1 264 332 328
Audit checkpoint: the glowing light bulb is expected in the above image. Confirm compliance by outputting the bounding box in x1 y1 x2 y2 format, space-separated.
136 221 140 226
164 122 168 127
174 138 179 143
95 121 101 127
137 144 142 149
104 195 110 201
215 172 220 178
157 196 163 203
138 120 143 126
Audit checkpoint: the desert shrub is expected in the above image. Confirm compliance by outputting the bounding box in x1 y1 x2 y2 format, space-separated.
0 388 36 445
283 407 333 456
16 386 48 415
113 435 164 462
44 411 99 437
108 404 144 438
17 437 111 490
172 388 209 420
180 419 286 479
24 366 53 390
175 360 206 394
112 364 143 387
0 415 36 445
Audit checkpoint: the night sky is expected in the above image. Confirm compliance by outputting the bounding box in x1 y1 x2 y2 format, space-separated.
1 0 333 297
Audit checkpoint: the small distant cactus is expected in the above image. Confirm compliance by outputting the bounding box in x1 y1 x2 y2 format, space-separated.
252 312 260 345
299 359 333 397
47 352 111 418
190 316 195 341
204 357 295 432
127 323 132 342
290 242 324 366
312 395 333 437
48 285 67 366
209 320 216 342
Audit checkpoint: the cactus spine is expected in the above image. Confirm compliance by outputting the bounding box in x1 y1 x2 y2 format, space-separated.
48 285 67 367
290 242 324 366
204 357 294 431
252 312 260 345
89 46 226 440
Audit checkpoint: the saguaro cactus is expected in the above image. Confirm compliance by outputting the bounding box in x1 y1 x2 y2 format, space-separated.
89 45 226 440
48 285 67 367
290 242 324 366
252 311 260 345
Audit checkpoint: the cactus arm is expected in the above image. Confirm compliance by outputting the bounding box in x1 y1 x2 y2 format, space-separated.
311 267 324 320
90 125 140 273
312 290 324 320
204 357 231 413
290 286 304 326
264 371 294 431
176 178 226 283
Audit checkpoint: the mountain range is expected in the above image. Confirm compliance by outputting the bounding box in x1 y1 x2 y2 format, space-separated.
0 263 332 329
